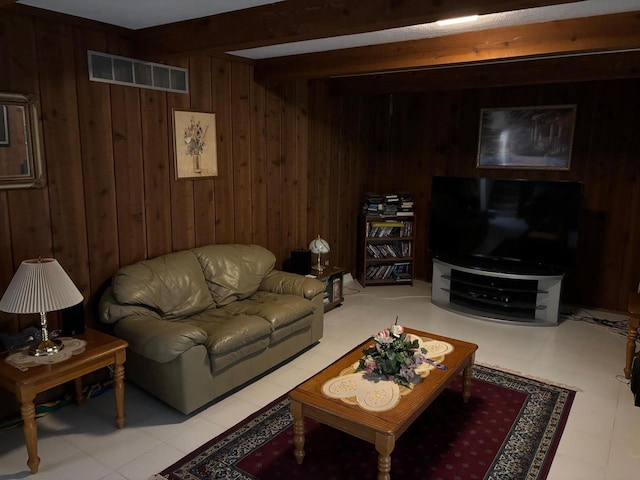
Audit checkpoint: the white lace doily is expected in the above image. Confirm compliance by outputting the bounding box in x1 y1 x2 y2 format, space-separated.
322 373 401 411
5 338 87 371
321 336 455 412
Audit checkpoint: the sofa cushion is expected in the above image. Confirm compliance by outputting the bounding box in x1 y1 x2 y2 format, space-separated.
182 310 271 356
112 250 212 320
114 315 208 363
182 310 272 372
193 244 276 306
219 291 314 331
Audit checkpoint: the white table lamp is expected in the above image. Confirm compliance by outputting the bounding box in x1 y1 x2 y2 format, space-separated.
309 235 330 273
0 258 83 356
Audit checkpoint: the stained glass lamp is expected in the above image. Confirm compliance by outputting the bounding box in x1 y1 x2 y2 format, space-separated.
309 235 330 273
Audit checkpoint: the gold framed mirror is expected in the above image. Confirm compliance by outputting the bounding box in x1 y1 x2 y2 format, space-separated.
0 93 45 189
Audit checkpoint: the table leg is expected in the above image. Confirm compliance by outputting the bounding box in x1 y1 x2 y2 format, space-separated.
462 360 474 404
375 432 395 480
113 360 126 429
18 389 40 474
74 377 85 405
290 400 305 465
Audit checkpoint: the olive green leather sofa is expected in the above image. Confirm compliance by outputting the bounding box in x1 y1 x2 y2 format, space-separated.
99 244 325 414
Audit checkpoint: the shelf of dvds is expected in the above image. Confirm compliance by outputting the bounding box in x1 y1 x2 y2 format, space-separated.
357 213 415 286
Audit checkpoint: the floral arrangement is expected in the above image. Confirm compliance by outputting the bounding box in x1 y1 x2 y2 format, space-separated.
356 318 428 387
183 116 209 156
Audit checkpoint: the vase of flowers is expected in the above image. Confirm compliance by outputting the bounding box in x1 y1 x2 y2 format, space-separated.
356 319 428 387
191 154 200 173
183 116 208 174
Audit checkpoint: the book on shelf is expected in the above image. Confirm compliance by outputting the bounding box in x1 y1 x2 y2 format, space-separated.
366 243 404 258
370 221 404 227
367 219 413 238
361 191 413 217
365 192 383 203
365 261 411 280
393 272 412 281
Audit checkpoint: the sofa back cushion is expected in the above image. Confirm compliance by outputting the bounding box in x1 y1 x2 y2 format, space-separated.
112 250 212 319
193 244 276 306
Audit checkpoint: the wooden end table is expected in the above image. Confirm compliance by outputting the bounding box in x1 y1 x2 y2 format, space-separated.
314 266 345 312
0 328 128 474
289 328 477 480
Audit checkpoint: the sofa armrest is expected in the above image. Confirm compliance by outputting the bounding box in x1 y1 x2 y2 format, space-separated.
259 270 325 300
99 287 163 325
114 315 208 363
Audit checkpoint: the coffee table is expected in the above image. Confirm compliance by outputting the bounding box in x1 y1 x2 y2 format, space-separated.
289 328 477 480
0 328 128 474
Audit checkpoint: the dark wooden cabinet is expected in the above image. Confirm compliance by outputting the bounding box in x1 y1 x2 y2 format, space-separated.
357 214 415 286
315 266 345 312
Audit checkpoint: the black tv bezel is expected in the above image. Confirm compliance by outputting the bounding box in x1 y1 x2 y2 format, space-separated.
428 176 584 275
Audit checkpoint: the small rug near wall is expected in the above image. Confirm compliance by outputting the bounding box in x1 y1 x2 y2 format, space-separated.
564 309 636 340
155 365 575 480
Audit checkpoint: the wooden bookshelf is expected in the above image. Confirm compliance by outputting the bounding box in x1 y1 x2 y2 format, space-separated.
357 213 415 286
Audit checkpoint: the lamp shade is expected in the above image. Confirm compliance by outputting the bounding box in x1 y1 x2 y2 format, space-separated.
309 236 330 254
0 258 83 314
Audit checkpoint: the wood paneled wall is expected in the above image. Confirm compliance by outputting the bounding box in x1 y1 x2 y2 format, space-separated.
309 80 640 311
1 8 639 342
0 10 311 334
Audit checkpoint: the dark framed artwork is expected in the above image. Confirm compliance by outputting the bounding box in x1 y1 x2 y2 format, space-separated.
477 105 576 170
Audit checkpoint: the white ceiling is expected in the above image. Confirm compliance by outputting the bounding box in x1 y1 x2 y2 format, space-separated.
17 0 283 30
16 0 640 59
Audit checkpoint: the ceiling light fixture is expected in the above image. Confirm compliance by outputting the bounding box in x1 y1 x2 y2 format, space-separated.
436 15 479 27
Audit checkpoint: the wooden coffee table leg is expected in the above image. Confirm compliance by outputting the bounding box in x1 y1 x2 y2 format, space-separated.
18 388 40 474
462 361 473 404
290 400 305 464
375 432 395 480
74 377 85 405
113 356 126 429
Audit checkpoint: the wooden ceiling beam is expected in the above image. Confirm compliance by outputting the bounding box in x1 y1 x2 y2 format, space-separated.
133 0 580 58
254 11 640 82
326 51 640 94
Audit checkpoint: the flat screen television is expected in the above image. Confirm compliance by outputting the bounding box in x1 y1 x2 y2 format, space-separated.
428 176 583 273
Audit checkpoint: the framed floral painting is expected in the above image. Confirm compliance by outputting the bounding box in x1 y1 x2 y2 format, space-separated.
172 109 217 179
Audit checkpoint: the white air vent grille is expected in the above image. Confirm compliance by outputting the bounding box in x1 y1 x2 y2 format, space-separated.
88 50 188 94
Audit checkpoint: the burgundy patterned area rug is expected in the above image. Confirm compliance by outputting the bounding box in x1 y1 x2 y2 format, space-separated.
157 365 575 480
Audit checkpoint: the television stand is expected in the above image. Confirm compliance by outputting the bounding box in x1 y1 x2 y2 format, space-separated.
431 259 563 326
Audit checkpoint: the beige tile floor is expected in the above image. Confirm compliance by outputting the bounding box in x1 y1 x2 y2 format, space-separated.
1 280 639 480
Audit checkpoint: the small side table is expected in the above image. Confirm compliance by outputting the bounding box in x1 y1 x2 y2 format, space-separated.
0 328 128 474
314 266 345 312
